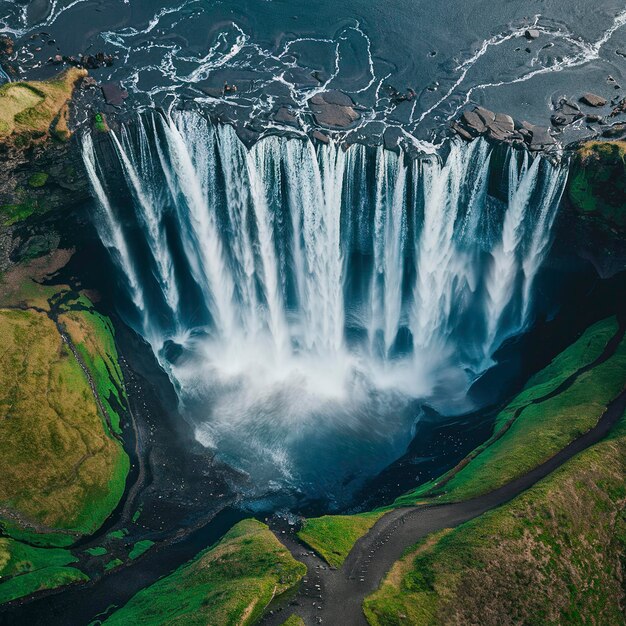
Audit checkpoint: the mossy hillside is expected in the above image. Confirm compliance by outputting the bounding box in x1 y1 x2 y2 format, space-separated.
0 566 87 605
364 407 626 626
0 537 86 605
395 317 626 506
568 140 626 229
103 519 307 626
298 512 385 568
297 318 625 568
0 307 129 537
281 616 306 626
59 306 128 434
0 68 86 140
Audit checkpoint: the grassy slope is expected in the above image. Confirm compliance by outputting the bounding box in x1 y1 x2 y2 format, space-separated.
103 519 307 626
297 318 625 568
395 316 626 505
0 308 128 536
59 308 128 434
0 68 86 139
0 68 86 226
364 406 626 625
298 512 385 568
0 262 131 604
0 538 87 604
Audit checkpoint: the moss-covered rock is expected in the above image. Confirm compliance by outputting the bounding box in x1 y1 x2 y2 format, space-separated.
567 140 626 229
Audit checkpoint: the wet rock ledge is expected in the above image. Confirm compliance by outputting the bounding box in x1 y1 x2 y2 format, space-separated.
452 106 556 152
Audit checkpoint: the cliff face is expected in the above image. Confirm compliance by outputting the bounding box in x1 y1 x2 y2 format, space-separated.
0 69 91 271
561 141 626 278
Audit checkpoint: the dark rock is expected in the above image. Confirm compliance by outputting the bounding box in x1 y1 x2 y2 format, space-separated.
551 98 583 127
308 90 360 128
526 124 556 150
200 87 225 99
383 127 404 151
610 98 626 117
580 93 607 107
475 106 496 125
601 123 626 138
311 130 330 144
312 90 354 107
524 29 540 40
461 109 487 135
585 114 602 123
525 47 532 53
274 107 299 128
451 121 474 141
101 82 128 106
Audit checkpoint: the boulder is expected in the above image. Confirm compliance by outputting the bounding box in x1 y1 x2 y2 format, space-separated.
311 130 330 144
101 82 128 106
383 127 404 151
551 98 583 127
474 106 496 125
526 124 556 150
580 93 607 107
451 121 474 141
308 90 360 128
524 29 540 40
461 109 488 135
274 107 299 128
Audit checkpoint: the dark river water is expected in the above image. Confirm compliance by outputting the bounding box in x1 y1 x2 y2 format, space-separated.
1 0 625 142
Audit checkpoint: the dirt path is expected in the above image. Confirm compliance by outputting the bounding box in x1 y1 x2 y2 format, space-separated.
263 382 626 625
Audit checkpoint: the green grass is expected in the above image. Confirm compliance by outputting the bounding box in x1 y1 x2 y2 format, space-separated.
0 536 86 605
85 546 107 557
0 68 86 139
394 317 626 506
103 519 307 626
60 305 128 435
297 512 385 568
0 566 88 605
107 529 128 541
104 558 123 572
281 616 305 626
0 308 129 537
364 407 626 625
128 540 154 560
28 172 49 188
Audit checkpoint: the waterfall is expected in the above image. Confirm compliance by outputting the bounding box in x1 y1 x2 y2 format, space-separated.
82 111 567 491
84 112 566 372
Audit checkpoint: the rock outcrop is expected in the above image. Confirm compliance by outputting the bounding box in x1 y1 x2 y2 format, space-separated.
308 90 360 129
452 105 555 150
580 93 608 107
0 69 91 270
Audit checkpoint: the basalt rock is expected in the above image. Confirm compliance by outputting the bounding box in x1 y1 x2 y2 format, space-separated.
452 105 554 151
308 91 360 129
551 98 584 127
274 107 299 128
580 93 608 107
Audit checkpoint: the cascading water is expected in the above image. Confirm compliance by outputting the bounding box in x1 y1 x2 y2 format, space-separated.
83 110 566 505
